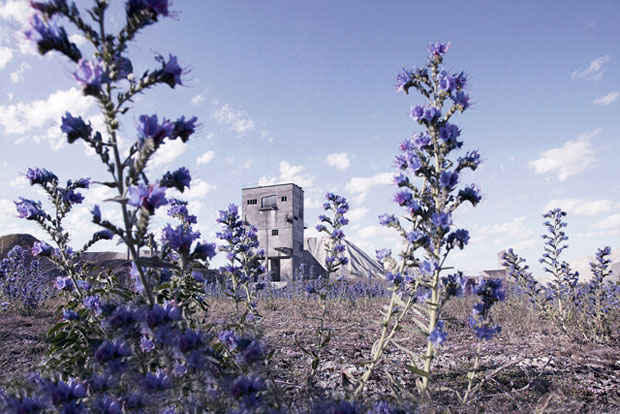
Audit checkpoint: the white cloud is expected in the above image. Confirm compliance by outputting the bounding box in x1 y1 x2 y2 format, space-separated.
592 91 619 105
196 150 215 165
471 216 534 244
542 198 619 216
8 174 28 188
68 33 87 46
9 61 29 83
345 172 392 202
0 0 32 27
0 87 96 147
503 238 538 252
169 178 216 200
0 45 13 69
571 55 611 81
192 94 205 106
355 224 397 240
212 104 255 135
149 139 186 168
527 129 599 181
326 152 351 170
592 213 620 230
258 160 315 189
348 207 369 222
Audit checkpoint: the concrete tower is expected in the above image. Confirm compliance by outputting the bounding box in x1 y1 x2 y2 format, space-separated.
241 183 304 281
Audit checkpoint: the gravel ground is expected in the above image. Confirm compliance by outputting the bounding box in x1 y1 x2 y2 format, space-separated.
1 296 619 413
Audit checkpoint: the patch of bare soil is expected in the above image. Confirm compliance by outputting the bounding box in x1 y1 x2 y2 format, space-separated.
1 297 619 413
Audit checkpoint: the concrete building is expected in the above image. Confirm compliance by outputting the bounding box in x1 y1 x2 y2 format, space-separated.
241 183 306 281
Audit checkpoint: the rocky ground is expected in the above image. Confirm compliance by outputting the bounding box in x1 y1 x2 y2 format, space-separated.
4 294 619 413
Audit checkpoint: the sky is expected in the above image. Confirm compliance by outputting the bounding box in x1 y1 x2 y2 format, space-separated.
0 0 618 281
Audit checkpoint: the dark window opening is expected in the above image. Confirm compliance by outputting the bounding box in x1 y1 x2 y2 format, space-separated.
272 229 279 236
247 199 257 205
261 195 277 208
281 196 288 202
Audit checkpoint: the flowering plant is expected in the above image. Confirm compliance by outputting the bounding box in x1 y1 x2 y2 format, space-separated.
356 42 481 395
298 192 350 382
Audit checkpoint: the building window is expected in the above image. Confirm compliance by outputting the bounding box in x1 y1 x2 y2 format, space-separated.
281 196 288 202
261 195 277 208
272 229 279 236
247 199 257 205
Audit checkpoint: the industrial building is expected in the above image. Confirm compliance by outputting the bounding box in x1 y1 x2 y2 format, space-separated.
241 183 307 281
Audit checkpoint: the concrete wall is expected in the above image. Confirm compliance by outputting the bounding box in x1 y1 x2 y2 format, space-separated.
242 183 304 281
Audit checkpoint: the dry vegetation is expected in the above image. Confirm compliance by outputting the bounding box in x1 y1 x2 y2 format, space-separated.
2 292 619 413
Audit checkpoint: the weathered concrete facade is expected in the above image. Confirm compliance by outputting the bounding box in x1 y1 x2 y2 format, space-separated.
241 183 305 281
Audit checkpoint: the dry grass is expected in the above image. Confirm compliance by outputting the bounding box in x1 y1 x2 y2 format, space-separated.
1 294 619 413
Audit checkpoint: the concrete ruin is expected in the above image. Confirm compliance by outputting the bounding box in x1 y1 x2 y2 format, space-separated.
241 183 322 281
241 183 386 281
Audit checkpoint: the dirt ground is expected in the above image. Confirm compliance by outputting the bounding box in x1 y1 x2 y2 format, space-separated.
1 296 619 413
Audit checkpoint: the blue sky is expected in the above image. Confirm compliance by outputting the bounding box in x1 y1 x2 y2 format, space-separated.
0 0 618 280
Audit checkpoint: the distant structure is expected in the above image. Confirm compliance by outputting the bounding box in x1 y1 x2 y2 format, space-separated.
241 183 307 281
479 250 509 281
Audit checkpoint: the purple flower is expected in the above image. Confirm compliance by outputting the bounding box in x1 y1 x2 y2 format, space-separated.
473 325 501 341
54 276 73 291
61 112 92 143
458 184 482 206
29 0 67 16
91 205 101 222
447 229 470 249
141 370 170 391
73 59 105 96
161 224 200 252
160 167 191 193
412 132 430 148
410 105 424 120
452 91 471 110
140 336 155 353
127 183 168 214
83 295 101 313
394 190 413 207
376 248 391 261
95 229 114 240
129 262 145 294
26 167 57 185
331 229 345 240
316 224 327 232
394 173 409 187
439 71 456 91
62 189 84 205
25 13 81 62
378 213 399 227
460 150 481 169
422 106 441 122
31 241 53 257
439 171 459 189
386 272 403 285
126 0 170 25
429 320 447 346
159 54 183 88
193 242 217 260
406 230 425 243
439 123 460 145
429 41 450 57
442 272 467 298
173 363 187 377
137 114 173 146
395 68 413 92
62 308 78 320
15 198 44 220
431 212 452 230
171 116 198 142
